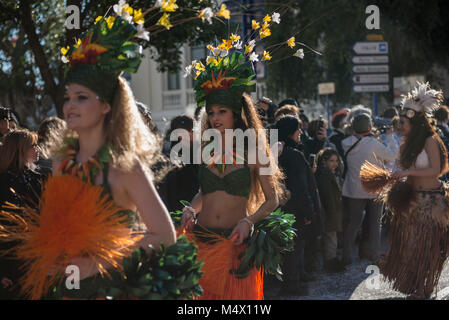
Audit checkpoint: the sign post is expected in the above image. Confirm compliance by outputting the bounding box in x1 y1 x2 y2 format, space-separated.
351 38 389 117
318 82 335 132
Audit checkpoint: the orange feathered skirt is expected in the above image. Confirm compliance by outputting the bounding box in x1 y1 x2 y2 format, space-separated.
182 224 263 300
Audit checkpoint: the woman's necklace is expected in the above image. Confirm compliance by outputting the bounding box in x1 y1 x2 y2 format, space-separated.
56 138 111 184
207 147 247 174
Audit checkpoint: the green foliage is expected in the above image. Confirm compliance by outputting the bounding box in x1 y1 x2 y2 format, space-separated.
96 235 204 300
230 208 296 281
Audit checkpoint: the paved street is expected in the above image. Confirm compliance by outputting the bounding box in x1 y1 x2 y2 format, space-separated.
265 234 449 300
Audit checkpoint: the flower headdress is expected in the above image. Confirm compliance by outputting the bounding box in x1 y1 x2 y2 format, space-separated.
61 1 231 105
401 82 444 118
61 2 150 105
187 11 321 114
193 51 256 114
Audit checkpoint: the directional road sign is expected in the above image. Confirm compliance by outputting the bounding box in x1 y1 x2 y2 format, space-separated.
352 84 389 93
352 65 389 73
352 55 389 64
352 73 389 84
352 42 388 55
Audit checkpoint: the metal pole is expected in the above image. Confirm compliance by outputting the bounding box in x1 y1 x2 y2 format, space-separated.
326 94 332 135
373 92 378 117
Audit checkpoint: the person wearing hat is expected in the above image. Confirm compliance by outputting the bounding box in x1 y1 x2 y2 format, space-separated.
275 115 321 296
341 113 399 266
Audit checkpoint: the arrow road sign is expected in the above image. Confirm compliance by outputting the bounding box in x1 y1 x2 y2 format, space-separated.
352 42 388 55
352 84 389 93
352 73 389 84
352 55 389 64
352 65 389 73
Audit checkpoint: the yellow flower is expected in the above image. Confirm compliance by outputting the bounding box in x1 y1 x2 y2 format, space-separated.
94 16 103 24
230 33 241 43
263 14 272 24
74 38 81 48
195 61 206 72
262 50 272 61
133 9 145 25
123 4 133 16
287 37 296 48
216 4 230 19
206 56 223 66
245 44 254 54
162 0 178 12
194 70 202 80
106 16 116 29
60 46 69 55
252 20 260 30
158 13 173 29
259 27 271 39
217 39 233 51
207 44 215 52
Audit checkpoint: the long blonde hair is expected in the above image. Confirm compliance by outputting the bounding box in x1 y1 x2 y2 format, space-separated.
56 76 161 173
0 129 38 173
201 92 285 214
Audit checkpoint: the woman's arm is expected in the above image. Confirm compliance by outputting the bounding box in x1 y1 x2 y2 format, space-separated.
122 160 176 252
230 156 279 245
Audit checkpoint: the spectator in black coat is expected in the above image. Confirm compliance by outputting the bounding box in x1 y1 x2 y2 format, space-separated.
275 116 321 296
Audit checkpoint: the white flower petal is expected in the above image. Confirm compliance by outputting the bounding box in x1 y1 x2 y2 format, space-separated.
234 40 243 50
249 52 259 62
272 12 281 24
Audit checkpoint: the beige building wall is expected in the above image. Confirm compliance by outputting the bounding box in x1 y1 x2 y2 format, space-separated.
131 45 197 134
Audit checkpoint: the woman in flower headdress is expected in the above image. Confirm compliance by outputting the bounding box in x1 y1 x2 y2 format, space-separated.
0 1 206 300
176 48 295 300
360 82 449 299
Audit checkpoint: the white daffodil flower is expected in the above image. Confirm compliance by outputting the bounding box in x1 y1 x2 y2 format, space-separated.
272 12 281 24
183 65 193 78
136 24 150 41
121 10 133 24
61 55 69 64
294 48 304 59
113 0 127 16
200 7 214 24
248 39 256 47
219 49 229 58
233 40 243 50
249 52 259 62
155 0 163 7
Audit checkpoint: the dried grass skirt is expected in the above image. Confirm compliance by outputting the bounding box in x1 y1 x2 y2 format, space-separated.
382 182 449 298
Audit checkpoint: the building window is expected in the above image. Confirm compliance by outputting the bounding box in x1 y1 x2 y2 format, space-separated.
167 72 180 91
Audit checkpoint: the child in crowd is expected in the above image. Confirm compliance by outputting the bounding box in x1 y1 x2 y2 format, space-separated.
314 148 346 273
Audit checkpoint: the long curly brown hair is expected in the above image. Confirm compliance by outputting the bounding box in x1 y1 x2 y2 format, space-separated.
201 92 285 214
400 112 448 175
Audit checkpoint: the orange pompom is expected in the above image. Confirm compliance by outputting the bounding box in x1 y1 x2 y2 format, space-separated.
0 174 139 299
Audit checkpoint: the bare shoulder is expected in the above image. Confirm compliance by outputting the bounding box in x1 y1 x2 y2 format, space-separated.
425 136 440 149
111 159 152 187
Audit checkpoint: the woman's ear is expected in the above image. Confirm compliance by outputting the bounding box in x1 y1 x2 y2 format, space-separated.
102 102 112 115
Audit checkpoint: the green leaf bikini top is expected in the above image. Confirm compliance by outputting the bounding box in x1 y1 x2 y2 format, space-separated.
199 164 251 198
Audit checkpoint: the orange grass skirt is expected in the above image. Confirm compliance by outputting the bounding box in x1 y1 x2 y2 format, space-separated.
180 225 263 300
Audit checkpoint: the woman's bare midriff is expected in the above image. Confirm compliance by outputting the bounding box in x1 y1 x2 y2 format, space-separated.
198 191 249 229
408 175 442 191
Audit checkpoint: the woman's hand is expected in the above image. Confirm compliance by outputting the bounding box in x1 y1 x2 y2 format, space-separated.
229 219 252 245
392 169 409 179
181 206 196 232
